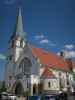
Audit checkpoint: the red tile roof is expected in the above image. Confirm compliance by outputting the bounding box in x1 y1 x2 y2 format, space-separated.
72 61 75 68
42 67 56 78
65 59 73 69
31 47 69 71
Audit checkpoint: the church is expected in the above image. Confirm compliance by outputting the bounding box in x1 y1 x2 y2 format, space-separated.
5 8 75 96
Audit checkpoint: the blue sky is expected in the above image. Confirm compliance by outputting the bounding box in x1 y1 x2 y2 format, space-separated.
0 0 75 80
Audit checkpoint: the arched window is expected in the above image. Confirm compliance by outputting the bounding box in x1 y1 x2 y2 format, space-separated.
48 81 51 88
19 57 32 75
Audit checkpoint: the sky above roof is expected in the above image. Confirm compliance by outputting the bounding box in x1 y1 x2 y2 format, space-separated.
0 0 75 80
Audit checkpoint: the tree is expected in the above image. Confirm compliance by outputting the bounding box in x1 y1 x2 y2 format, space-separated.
0 81 7 93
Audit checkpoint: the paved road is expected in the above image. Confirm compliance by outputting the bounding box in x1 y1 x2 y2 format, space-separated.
16 96 75 100
17 96 26 100
67 96 74 100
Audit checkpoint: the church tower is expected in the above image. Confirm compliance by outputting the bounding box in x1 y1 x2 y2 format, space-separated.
9 7 26 62
5 7 26 87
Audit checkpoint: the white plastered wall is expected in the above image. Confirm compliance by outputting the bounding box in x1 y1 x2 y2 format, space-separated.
43 78 59 91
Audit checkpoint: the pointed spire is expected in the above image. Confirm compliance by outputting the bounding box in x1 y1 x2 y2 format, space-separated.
16 7 24 37
10 7 26 42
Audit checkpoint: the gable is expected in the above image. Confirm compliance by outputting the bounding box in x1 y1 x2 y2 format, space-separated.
42 67 56 78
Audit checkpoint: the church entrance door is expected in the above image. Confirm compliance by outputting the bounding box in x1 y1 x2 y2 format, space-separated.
33 84 37 95
15 82 24 96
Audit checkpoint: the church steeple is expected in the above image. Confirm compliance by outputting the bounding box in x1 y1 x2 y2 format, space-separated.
11 7 25 40
15 7 24 37
10 7 26 49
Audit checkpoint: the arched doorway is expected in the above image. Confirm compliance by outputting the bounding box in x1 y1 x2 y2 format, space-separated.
15 82 24 95
38 82 43 94
33 84 37 95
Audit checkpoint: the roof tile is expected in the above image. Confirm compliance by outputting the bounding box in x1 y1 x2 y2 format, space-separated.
32 47 69 71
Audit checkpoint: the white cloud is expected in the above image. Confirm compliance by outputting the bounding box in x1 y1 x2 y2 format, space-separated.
64 50 75 58
57 50 75 59
34 34 56 47
39 38 56 46
64 44 74 50
40 39 49 44
57 44 75 59
35 34 44 40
